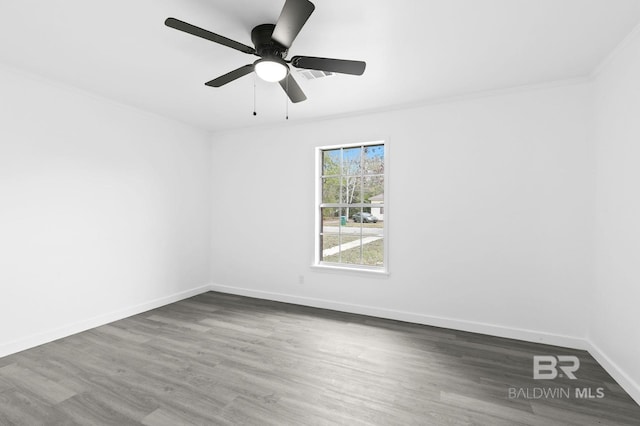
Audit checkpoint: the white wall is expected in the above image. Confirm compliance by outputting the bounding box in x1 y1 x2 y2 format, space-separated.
0 65 212 356
210 82 593 348
592 27 640 402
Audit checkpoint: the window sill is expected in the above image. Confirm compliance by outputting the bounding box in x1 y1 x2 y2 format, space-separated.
311 263 390 277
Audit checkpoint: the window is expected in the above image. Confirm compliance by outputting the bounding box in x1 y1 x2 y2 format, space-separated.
315 141 387 272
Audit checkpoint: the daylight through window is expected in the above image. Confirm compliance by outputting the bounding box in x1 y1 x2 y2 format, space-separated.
317 142 386 271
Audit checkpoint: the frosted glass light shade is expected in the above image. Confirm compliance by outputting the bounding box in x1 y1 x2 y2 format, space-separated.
255 58 288 82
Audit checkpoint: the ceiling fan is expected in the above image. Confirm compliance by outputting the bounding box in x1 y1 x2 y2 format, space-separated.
165 0 366 103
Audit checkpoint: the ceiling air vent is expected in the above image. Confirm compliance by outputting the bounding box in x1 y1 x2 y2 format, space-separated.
298 69 334 80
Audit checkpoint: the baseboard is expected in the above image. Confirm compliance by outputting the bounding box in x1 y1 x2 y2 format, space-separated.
209 283 640 405
3 282 638 406
207 283 588 350
0 284 212 358
586 340 640 405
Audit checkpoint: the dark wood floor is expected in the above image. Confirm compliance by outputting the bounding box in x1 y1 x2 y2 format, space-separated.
0 292 638 425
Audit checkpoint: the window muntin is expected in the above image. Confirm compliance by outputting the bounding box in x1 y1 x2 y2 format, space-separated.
317 142 386 271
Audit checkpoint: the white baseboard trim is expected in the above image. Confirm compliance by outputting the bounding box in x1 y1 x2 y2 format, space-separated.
586 340 640 405
0 284 212 358
207 283 588 350
209 283 640 405
4 282 638 407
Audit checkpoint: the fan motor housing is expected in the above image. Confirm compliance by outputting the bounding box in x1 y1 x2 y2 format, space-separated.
251 24 288 59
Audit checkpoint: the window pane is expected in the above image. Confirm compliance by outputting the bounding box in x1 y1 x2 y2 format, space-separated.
362 237 384 267
321 207 341 229
322 177 340 203
365 219 384 238
339 236 363 265
346 206 362 223
342 146 362 176
363 144 384 175
322 149 341 176
321 206 342 262
342 176 362 204
321 233 341 262
363 176 384 205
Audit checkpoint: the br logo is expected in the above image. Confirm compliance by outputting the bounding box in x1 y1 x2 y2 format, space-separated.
533 355 580 380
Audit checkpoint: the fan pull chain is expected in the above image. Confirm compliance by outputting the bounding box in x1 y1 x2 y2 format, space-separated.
285 75 289 120
253 74 257 116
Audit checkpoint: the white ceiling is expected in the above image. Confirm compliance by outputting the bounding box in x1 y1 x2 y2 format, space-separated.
1 0 639 133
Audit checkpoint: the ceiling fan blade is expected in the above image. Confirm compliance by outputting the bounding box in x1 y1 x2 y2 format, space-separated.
272 0 315 49
165 18 256 55
279 73 307 103
205 64 255 87
291 56 366 75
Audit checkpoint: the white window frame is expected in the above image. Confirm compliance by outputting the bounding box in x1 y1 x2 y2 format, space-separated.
313 140 389 275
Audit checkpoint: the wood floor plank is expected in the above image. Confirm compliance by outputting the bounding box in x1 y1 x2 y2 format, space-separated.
142 407 204 426
0 291 638 425
146 314 211 333
0 376 13 393
94 324 153 344
0 363 76 405
0 389 68 425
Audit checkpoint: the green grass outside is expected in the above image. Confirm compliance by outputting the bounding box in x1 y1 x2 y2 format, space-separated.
321 234 360 250
322 238 384 266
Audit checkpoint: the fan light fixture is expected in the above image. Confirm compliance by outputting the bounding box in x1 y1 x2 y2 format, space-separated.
254 58 288 82
165 0 367 104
